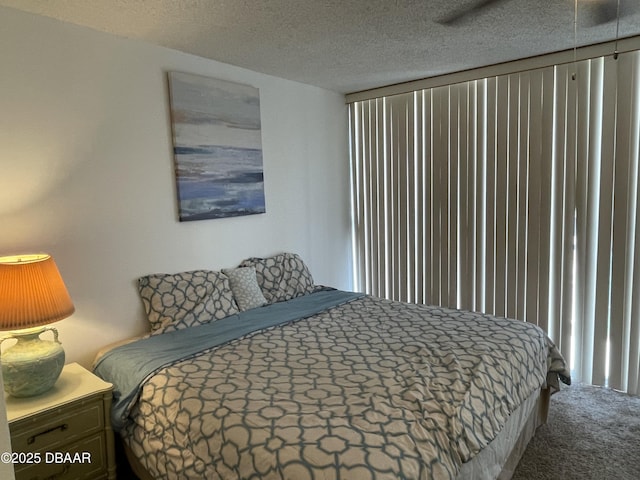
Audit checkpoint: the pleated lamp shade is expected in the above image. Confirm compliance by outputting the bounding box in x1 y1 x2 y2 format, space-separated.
0 254 74 396
0 254 75 330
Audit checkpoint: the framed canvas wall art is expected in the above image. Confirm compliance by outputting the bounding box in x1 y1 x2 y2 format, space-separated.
168 72 266 221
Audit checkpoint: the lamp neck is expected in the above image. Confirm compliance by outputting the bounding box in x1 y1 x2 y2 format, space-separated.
0 326 60 352
5 326 48 338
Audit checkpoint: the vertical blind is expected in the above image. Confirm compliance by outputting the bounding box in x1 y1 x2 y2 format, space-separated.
349 50 640 395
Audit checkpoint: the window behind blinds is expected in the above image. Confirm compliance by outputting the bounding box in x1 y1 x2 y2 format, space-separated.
349 50 640 394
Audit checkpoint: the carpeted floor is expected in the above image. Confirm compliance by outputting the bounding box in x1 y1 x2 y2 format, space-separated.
512 383 640 480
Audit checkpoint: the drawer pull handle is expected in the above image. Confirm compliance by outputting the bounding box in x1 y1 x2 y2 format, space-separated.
27 423 69 445
29 464 70 480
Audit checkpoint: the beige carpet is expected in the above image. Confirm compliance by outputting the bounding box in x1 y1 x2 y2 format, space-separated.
512 383 640 480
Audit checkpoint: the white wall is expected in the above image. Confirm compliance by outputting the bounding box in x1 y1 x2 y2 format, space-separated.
0 7 352 368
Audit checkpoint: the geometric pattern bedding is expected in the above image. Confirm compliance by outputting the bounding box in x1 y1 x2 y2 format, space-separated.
121 295 570 480
137 270 239 334
239 252 316 304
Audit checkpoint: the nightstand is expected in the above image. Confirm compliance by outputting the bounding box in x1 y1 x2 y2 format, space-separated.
4 363 116 480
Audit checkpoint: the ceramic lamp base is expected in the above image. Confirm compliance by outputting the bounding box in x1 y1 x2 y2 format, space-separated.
1 327 65 397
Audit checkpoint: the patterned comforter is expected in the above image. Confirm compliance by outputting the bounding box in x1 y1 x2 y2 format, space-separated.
97 291 570 480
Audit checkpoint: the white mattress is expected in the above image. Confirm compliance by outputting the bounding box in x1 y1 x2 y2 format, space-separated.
456 388 541 480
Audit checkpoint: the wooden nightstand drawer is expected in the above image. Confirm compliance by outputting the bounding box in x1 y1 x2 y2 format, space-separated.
5 363 117 480
10 398 104 453
13 432 108 480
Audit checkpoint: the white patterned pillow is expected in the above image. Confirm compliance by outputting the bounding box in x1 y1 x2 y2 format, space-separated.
239 252 315 304
138 270 239 334
223 266 268 311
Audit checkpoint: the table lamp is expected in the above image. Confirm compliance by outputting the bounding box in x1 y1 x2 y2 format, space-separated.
0 254 74 397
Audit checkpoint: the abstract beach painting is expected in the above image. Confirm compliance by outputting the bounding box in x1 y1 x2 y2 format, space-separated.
168 72 266 221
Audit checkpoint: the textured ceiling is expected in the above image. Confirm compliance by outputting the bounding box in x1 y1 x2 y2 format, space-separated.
1 0 639 93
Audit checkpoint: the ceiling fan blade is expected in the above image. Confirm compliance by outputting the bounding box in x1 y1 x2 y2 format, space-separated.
594 0 619 24
437 0 510 26
591 0 638 26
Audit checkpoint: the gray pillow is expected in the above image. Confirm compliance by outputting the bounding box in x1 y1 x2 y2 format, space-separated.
239 252 315 303
138 270 239 334
223 266 268 311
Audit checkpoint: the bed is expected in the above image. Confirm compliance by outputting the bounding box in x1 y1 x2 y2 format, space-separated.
93 253 570 480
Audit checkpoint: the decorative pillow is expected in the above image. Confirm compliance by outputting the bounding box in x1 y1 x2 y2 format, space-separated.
222 266 267 311
137 270 239 334
239 252 315 304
